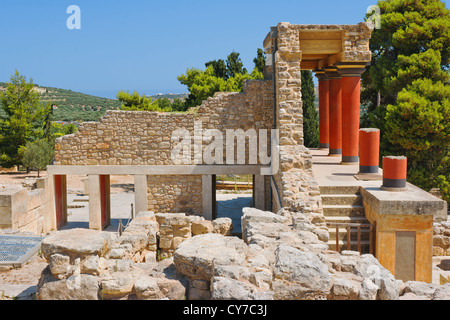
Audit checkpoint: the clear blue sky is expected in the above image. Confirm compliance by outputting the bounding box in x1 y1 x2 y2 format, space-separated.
1 0 378 99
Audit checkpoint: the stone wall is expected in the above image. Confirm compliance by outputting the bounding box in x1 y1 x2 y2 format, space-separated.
433 219 450 256
0 177 52 235
37 207 450 300
54 80 274 215
37 211 233 300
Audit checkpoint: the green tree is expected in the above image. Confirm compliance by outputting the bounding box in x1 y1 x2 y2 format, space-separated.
362 0 450 200
0 71 47 169
301 70 319 148
178 66 227 108
253 48 266 74
178 50 265 108
226 51 247 78
205 59 227 79
20 139 54 177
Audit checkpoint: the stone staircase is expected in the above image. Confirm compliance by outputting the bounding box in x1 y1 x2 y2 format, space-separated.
320 186 372 254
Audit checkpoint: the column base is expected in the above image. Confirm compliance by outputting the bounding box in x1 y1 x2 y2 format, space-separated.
319 143 329 149
381 186 408 192
382 178 407 189
359 166 379 174
342 156 359 163
328 149 341 157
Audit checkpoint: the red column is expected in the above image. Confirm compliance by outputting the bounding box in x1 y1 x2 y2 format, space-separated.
337 64 366 164
359 128 380 174
326 67 342 156
54 175 67 229
315 70 329 149
382 156 408 190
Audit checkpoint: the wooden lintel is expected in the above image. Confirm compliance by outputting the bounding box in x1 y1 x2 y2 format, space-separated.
300 60 319 70
300 39 342 55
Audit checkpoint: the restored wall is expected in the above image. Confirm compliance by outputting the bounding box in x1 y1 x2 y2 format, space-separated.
0 177 52 235
433 220 450 256
54 80 274 215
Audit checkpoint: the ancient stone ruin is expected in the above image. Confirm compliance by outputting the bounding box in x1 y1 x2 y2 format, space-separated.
1 21 449 300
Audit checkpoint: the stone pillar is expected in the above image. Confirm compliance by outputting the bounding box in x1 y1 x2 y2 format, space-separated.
337 64 366 164
325 67 342 156
315 70 330 149
202 175 213 221
134 175 148 215
254 174 265 210
89 174 110 230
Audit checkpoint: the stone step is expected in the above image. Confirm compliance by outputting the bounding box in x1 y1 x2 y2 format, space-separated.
319 185 360 195
321 194 362 206
323 204 365 217
328 240 371 253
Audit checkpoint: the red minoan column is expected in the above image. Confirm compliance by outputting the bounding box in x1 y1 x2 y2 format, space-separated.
315 70 330 149
381 156 408 190
325 67 342 156
337 64 366 164
359 128 380 174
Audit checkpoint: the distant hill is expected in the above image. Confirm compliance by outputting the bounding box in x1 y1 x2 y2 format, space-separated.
0 82 188 122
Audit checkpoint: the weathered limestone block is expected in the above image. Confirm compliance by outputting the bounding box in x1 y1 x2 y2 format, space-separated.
210 277 259 300
328 273 362 300
403 281 437 299
100 272 135 298
432 283 450 300
37 267 100 300
81 255 101 276
174 233 249 281
241 207 291 244
272 245 332 300
41 229 113 261
359 278 379 300
49 253 71 279
192 220 214 235
353 254 400 300
212 217 233 235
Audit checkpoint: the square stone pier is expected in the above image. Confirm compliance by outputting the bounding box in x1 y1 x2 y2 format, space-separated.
312 148 447 283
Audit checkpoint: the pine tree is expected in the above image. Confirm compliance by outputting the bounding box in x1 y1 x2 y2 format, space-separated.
0 71 47 169
301 70 319 148
253 48 266 74
362 0 450 200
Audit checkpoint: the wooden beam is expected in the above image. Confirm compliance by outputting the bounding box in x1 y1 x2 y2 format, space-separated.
299 30 344 40
300 60 319 70
302 54 329 60
300 39 342 55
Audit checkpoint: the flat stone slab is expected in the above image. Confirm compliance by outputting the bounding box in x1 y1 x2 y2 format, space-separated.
41 229 112 259
0 284 36 300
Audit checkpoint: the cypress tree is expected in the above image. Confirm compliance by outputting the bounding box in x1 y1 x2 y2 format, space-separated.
301 70 319 148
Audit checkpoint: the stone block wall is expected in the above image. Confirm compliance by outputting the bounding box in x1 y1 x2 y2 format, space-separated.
54 80 274 215
147 175 202 215
0 177 52 235
433 219 450 256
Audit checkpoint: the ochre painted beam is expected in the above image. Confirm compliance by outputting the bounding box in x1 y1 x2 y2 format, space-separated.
298 30 344 40
300 60 319 70
300 40 342 55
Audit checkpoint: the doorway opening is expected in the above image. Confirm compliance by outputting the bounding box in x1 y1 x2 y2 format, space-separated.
60 174 135 232
213 174 254 237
